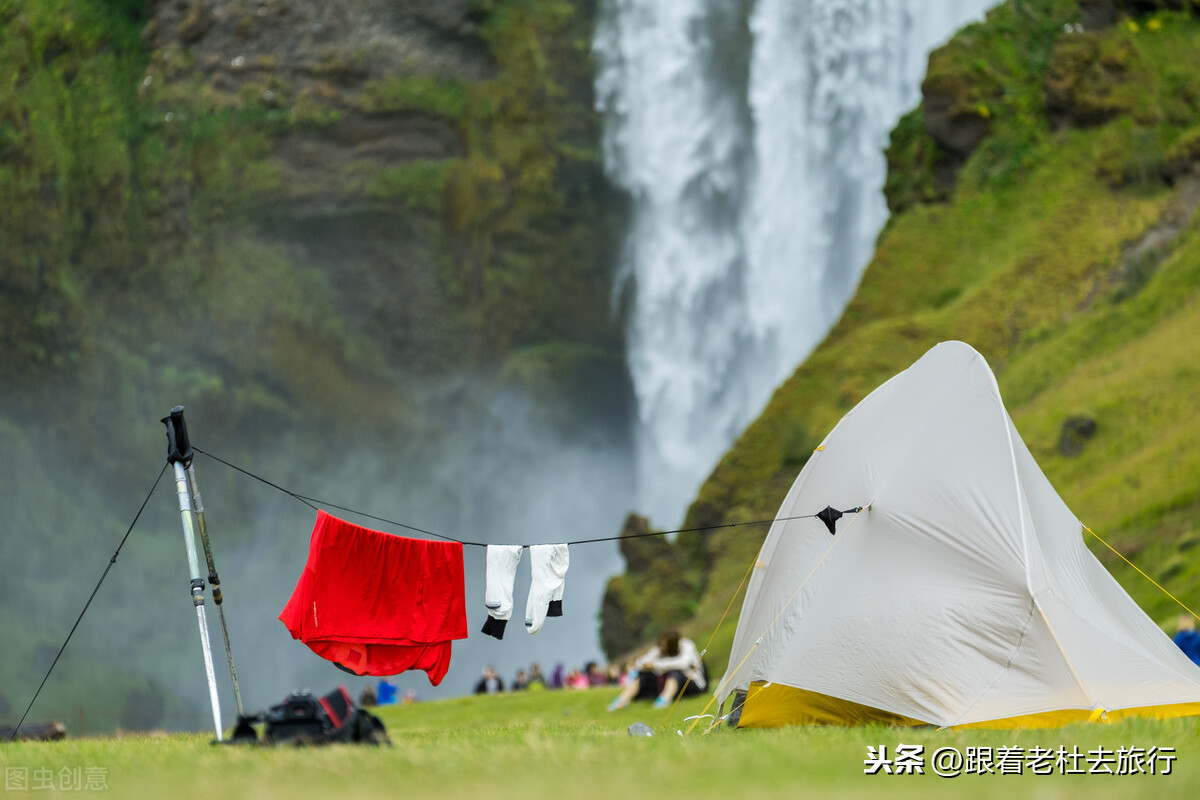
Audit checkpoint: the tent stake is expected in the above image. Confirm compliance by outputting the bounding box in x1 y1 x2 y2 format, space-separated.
163 406 224 742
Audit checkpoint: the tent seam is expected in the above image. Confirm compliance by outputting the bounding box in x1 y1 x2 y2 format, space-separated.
1032 591 1096 710
987 360 1098 713
940 598 1038 729
985 363 1034 597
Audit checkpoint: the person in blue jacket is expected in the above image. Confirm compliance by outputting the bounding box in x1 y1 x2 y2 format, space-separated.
376 678 398 705
1174 616 1200 666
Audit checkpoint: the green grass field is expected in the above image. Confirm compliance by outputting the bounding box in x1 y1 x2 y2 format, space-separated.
3 687 1200 799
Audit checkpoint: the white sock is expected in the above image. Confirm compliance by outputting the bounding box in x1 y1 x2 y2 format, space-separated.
482 545 522 639
525 544 569 634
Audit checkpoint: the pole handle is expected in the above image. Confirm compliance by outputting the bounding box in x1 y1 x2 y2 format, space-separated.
162 405 193 466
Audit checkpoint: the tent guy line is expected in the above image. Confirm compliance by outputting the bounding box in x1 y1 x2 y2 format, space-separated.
1083 524 1200 622
699 504 870 731
191 446 855 548
8 463 170 743
663 547 768 731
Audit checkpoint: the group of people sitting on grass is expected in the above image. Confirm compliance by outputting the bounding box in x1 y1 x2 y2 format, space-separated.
474 660 616 694
469 629 708 710
358 678 416 707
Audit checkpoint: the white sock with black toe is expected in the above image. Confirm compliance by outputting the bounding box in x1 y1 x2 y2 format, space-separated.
482 545 522 640
525 544 569 634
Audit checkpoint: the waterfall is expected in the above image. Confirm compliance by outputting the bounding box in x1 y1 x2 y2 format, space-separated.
595 0 996 525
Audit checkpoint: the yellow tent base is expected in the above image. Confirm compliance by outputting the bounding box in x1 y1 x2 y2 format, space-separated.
736 681 1200 729
737 683 929 728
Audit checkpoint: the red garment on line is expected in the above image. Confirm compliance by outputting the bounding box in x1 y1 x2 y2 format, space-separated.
279 510 467 684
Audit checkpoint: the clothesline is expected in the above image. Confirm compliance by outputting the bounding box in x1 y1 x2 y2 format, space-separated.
9 444 853 738
192 447 822 548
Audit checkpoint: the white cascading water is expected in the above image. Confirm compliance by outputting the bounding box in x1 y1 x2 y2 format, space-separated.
595 0 996 525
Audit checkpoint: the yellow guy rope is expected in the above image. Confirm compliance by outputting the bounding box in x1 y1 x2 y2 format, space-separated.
1084 524 1200 623
681 505 868 734
660 550 760 728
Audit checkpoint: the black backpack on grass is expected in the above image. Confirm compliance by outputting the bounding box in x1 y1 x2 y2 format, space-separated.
262 686 389 746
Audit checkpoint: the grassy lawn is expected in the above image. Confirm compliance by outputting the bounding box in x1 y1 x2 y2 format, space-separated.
3 688 1200 798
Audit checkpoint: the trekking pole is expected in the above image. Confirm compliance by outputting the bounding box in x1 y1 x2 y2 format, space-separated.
184 461 245 719
163 406 224 742
184 455 259 742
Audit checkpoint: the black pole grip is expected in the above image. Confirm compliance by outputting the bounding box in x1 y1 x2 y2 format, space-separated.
162 405 194 466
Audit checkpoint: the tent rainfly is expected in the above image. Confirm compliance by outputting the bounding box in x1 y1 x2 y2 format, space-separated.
715 341 1200 728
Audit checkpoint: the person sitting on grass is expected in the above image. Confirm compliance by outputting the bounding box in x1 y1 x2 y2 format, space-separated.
566 668 590 689
1175 615 1200 666
607 629 706 711
474 666 504 695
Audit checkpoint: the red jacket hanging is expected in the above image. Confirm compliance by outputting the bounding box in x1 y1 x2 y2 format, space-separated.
279 510 467 684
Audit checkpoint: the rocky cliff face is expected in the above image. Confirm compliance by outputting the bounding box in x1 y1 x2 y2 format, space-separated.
0 0 626 418
144 0 487 213
135 0 626 388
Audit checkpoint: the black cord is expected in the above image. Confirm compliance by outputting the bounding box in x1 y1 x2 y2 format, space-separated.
192 447 827 548
192 447 470 545
291 492 482 546
7 462 168 742
558 514 818 546
191 447 322 515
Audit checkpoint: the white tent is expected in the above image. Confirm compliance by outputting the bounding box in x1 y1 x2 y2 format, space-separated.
715 341 1200 728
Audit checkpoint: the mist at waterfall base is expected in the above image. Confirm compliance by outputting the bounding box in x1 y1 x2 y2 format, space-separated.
216 385 636 717
0 384 634 733
596 0 995 527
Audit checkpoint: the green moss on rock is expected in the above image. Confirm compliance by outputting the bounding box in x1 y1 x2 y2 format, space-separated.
600 514 707 661
884 108 957 213
355 75 470 118
1046 32 1149 127
1164 125 1200 179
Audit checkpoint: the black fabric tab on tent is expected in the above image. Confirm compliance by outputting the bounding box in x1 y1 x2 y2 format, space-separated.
817 506 843 535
